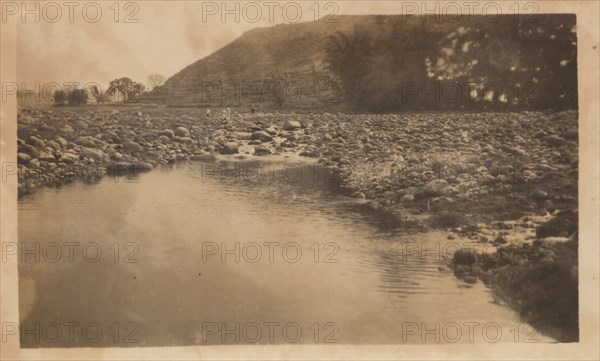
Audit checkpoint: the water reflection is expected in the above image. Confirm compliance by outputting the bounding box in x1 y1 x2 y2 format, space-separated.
18 158 543 347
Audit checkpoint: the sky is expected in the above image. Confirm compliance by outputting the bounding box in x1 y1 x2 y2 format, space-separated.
13 1 570 91
15 1 400 90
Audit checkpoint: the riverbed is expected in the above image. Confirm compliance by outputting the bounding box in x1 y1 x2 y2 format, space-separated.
18 158 552 347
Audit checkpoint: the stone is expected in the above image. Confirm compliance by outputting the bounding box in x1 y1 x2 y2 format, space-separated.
174 127 190 137
232 132 252 140
59 153 80 164
536 210 578 239
38 153 56 162
221 143 239 154
158 129 175 138
74 137 97 148
265 126 278 135
81 147 106 162
27 136 45 149
452 248 479 266
136 162 154 172
251 131 273 142
424 179 449 195
59 125 75 135
28 158 40 169
531 189 548 200
282 119 301 130
400 194 415 203
55 137 68 147
254 146 271 156
19 144 39 158
542 135 567 147
17 153 31 164
463 275 478 284
563 129 578 141
123 141 144 153
46 140 61 150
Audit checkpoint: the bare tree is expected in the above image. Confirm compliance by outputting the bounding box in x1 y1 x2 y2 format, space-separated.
148 74 166 90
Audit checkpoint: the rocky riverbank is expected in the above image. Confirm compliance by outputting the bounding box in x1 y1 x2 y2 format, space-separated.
17 105 579 341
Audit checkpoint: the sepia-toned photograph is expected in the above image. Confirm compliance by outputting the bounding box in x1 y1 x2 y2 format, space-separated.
1 1 599 360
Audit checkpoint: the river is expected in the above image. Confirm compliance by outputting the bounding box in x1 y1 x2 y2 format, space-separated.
18 156 550 347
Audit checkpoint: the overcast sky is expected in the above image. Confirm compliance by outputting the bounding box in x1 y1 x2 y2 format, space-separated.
15 1 569 90
16 1 402 90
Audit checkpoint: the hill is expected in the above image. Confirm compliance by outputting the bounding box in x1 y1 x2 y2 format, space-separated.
142 14 577 111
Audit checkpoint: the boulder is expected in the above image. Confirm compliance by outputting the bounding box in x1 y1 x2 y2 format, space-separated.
563 129 578 141
158 129 175 138
174 126 190 137
424 179 449 195
19 144 39 158
55 137 68 147
59 153 80 164
265 126 278 135
452 248 479 266
283 120 301 130
123 141 144 153
542 135 567 147
38 153 57 162
27 136 45 149
74 137 97 148
59 125 75 135
254 146 271 156
17 153 31 164
28 158 40 169
221 143 239 155
81 147 106 162
400 194 415 203
136 162 154 172
531 189 548 200
251 131 273 142
46 140 61 150
536 210 578 239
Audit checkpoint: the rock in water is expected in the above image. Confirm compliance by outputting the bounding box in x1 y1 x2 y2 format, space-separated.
452 248 479 266
536 210 578 239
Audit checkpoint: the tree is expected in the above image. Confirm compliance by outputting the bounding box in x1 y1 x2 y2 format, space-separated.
97 93 112 103
148 74 165 90
106 77 146 102
53 88 87 106
325 18 438 111
68 89 88 105
53 90 67 106
88 85 101 102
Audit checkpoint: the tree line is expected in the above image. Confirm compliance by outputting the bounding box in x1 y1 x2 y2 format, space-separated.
325 15 577 112
52 74 165 106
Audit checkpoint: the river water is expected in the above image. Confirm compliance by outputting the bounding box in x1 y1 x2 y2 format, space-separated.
18 156 550 347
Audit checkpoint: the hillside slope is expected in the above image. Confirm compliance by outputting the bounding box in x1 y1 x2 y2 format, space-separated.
143 16 448 107
143 14 576 111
